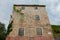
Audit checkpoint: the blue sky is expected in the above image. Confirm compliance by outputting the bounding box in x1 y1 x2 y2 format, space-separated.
0 0 60 28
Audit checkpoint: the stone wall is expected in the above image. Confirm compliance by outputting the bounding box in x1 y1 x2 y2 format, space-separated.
6 5 54 40
6 36 54 40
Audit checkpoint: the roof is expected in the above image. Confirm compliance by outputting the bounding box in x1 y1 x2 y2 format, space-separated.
14 4 46 7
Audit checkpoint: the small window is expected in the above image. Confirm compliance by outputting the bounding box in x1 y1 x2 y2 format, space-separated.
35 15 40 20
18 28 24 36
36 28 42 35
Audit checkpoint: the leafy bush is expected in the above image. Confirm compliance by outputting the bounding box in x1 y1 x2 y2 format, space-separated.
6 21 13 36
51 25 60 37
0 22 6 40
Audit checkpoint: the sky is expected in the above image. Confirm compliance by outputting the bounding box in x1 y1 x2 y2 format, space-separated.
0 0 60 28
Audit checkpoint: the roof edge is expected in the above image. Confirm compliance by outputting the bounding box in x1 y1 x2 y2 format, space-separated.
14 4 46 7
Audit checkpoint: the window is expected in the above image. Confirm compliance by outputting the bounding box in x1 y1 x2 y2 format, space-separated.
18 28 24 36
35 15 40 20
36 28 42 35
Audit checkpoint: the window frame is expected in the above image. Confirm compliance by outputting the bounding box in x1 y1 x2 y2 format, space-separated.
35 15 40 20
18 28 24 36
36 27 43 36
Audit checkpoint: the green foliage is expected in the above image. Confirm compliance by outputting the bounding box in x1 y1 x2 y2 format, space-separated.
13 6 22 14
16 9 20 13
13 6 24 21
0 22 6 40
6 21 13 36
51 25 60 37
13 6 16 11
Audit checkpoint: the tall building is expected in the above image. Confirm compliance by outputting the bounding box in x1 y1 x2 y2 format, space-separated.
6 4 54 40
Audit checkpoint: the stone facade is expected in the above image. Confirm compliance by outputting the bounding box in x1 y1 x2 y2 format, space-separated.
6 5 54 40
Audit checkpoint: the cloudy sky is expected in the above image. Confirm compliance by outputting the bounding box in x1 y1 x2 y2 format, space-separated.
0 0 60 28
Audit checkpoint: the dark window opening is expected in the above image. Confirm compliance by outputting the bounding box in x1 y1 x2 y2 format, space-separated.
35 15 40 20
18 28 24 36
36 28 42 35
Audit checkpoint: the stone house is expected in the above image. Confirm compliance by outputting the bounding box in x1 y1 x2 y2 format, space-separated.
6 4 54 40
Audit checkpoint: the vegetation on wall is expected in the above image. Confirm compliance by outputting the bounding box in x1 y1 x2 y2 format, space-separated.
13 6 22 14
13 6 24 21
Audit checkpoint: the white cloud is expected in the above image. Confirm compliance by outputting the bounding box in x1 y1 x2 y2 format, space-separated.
46 0 60 25
55 3 60 13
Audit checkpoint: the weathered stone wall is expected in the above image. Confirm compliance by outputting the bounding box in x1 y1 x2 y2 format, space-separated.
6 5 54 40
6 36 54 40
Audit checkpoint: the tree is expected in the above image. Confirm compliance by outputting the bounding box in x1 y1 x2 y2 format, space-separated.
0 22 6 40
6 21 13 36
51 25 60 37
